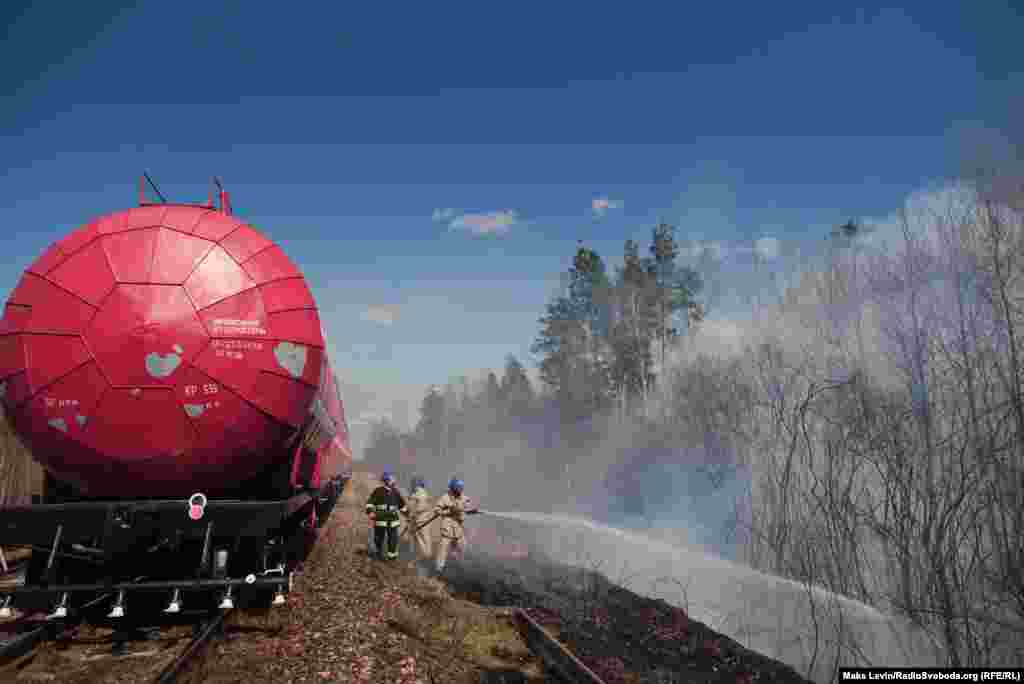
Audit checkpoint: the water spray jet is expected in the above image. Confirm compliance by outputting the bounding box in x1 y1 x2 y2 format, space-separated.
470 509 945 683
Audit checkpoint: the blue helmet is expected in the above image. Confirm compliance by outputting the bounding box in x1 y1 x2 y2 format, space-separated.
448 478 464 493
381 470 395 484
411 476 426 490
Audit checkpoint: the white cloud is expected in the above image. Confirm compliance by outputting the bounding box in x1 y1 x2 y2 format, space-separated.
754 236 781 260
680 241 725 260
432 208 520 236
432 208 458 223
684 241 724 260
360 305 399 325
447 209 519 236
678 238 783 262
591 197 624 217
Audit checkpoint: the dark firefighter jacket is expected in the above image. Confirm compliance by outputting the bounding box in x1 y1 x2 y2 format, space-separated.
365 486 408 527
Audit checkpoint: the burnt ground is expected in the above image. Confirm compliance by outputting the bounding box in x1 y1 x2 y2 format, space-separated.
442 544 816 684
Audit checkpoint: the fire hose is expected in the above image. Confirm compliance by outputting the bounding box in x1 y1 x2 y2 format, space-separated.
366 509 484 553
400 508 483 540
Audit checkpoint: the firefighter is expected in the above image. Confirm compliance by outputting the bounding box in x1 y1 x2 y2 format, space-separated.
433 477 477 573
365 470 408 561
402 476 433 568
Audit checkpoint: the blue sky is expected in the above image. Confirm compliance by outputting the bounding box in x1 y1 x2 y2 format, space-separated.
2 1 1022 440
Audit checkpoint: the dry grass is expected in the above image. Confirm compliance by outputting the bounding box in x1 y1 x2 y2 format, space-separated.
186 498 546 683
371 550 544 682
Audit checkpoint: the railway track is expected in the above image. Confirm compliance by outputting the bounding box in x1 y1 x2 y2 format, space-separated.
153 609 233 684
0 618 54 664
0 603 242 684
512 608 607 684
0 592 114 663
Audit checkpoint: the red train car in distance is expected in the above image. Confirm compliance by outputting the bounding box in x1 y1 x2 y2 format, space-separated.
0 178 352 498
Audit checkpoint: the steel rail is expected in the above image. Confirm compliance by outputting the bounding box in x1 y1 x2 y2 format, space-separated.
153 609 234 684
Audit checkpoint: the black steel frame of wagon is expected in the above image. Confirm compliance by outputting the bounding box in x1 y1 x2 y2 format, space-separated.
0 493 317 605
0 477 348 606
0 494 318 551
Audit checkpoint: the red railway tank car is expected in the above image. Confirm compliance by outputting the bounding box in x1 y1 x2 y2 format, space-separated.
0 178 352 619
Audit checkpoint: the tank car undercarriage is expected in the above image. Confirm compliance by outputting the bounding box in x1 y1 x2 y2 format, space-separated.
0 472 347 623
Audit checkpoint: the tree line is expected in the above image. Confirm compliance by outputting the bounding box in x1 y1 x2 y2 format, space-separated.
362 222 706 478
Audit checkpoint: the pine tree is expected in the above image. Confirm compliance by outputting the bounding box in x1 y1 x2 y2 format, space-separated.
532 242 615 423
646 223 703 392
609 239 657 418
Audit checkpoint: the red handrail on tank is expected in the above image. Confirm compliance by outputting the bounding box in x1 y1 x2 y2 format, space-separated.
137 173 232 214
213 176 231 215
